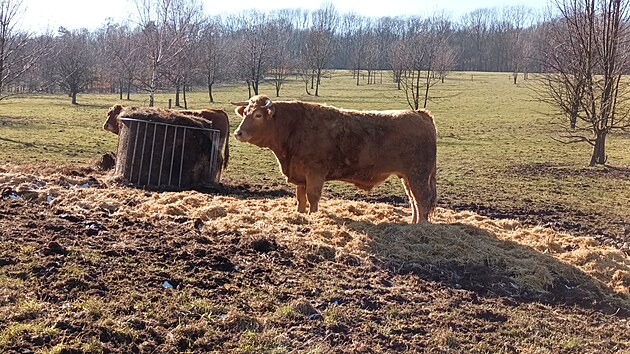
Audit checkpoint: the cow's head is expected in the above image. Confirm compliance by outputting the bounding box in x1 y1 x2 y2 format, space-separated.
103 104 124 134
232 95 275 144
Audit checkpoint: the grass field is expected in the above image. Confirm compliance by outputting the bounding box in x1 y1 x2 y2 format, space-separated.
1 71 629 243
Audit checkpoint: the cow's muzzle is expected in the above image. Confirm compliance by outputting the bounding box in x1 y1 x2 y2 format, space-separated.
234 129 250 142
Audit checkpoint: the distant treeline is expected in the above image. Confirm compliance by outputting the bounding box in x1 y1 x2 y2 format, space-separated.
1 1 548 103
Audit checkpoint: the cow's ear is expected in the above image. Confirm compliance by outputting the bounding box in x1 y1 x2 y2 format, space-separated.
264 99 275 118
266 106 275 118
110 104 123 116
235 106 245 117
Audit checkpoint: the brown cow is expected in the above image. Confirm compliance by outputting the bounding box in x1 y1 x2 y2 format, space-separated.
233 95 437 223
104 104 230 179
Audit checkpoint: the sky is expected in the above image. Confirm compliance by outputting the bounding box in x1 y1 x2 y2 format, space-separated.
17 0 550 33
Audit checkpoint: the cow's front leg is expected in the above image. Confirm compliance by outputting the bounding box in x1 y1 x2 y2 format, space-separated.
296 185 307 213
305 174 325 213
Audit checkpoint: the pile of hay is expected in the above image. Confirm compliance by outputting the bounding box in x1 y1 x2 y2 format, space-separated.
2 165 628 305
57 188 629 299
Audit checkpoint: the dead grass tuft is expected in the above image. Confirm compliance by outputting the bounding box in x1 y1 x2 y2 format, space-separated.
290 299 318 317
222 312 263 333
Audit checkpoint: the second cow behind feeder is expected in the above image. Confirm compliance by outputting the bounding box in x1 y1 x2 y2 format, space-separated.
104 104 230 182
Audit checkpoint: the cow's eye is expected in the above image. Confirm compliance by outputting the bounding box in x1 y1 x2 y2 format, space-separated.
254 113 263 119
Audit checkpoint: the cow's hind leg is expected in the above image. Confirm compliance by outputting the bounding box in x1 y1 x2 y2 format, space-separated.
401 177 418 223
296 185 308 213
305 174 325 213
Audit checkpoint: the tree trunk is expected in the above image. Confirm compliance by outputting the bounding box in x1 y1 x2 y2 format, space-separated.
183 85 187 109
126 79 132 100
71 91 77 105
247 80 252 98
149 64 157 107
304 80 310 95
175 85 181 107
423 69 430 109
208 83 214 103
414 70 421 110
589 131 607 166
315 69 321 96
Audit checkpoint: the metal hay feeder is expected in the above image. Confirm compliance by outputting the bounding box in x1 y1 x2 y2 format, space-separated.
114 117 221 188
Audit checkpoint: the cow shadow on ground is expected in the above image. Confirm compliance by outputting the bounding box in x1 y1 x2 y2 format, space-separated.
327 214 630 317
197 180 293 200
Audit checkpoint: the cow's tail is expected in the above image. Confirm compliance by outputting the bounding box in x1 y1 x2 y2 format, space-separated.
420 108 437 219
222 113 230 170
428 160 437 219
223 135 230 170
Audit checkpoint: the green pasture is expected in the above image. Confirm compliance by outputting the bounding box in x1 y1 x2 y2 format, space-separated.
1 71 629 223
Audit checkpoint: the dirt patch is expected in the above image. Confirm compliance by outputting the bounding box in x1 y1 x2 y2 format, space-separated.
0 165 629 353
498 162 630 253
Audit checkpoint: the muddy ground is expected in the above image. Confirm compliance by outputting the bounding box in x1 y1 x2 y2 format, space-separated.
0 165 629 353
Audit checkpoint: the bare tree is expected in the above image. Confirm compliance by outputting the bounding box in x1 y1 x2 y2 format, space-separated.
263 11 294 97
503 5 535 84
302 3 339 96
102 23 138 100
132 0 187 106
388 39 406 90
399 16 453 109
363 30 380 84
231 10 271 98
460 8 492 71
200 16 228 103
161 0 203 108
341 12 367 85
434 44 457 83
296 62 313 95
54 27 97 104
536 0 630 166
0 0 43 98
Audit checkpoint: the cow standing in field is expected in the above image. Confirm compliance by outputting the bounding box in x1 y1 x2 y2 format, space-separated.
103 104 230 181
232 95 437 223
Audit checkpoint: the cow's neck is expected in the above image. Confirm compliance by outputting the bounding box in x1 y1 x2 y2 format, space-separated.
263 135 290 170
263 113 294 175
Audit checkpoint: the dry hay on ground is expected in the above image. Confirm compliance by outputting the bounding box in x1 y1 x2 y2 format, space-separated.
1 164 629 307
